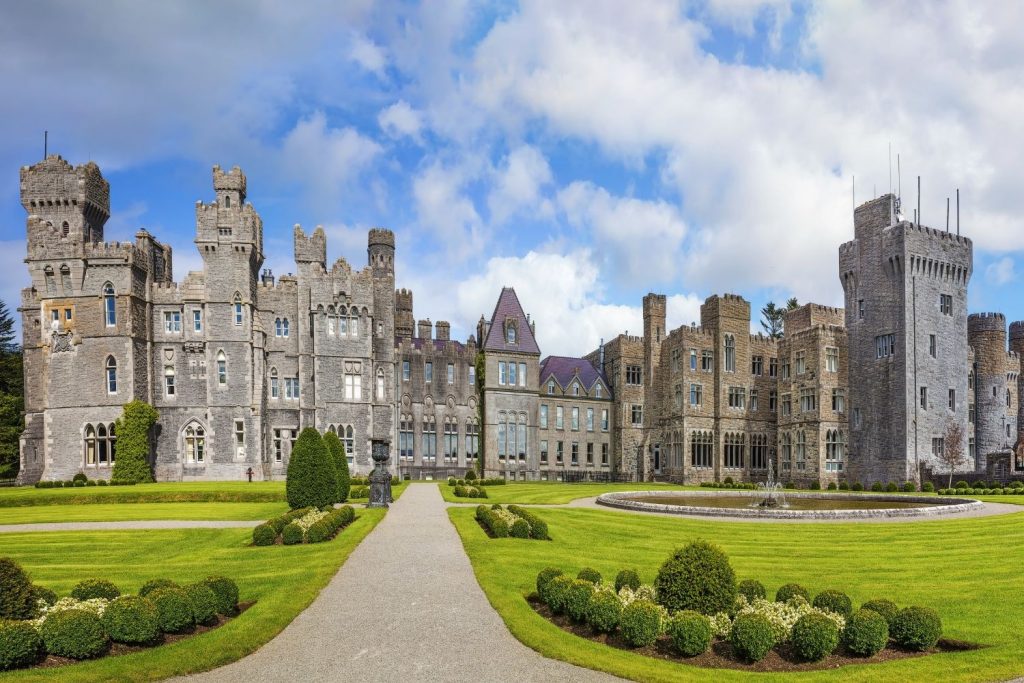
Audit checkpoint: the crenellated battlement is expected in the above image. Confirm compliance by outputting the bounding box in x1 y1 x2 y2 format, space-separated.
368 227 395 248
294 224 327 265
212 164 246 197
968 312 1007 335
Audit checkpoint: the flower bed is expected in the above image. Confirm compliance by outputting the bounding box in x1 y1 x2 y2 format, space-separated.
0 558 243 672
527 542 977 671
251 505 355 546
475 504 549 540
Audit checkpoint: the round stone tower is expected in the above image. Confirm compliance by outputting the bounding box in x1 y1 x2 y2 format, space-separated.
1010 321 1024 454
968 312 1007 470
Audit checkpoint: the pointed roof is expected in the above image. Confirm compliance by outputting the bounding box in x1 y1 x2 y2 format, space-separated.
483 287 541 354
539 356 613 399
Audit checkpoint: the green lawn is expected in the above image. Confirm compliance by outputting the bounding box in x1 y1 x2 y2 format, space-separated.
0 502 287 525
438 481 696 504
0 508 385 681
0 482 286 506
451 505 1024 682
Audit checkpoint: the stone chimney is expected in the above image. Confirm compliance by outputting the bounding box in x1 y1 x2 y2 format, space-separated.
435 320 450 341
417 319 432 340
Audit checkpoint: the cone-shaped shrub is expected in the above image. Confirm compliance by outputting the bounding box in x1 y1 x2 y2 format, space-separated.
286 428 337 509
0 558 36 620
322 430 351 503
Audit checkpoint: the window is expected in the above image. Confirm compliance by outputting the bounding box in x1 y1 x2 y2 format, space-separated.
674 384 683 409
164 366 175 397
517 417 526 461
969 404 975 424
795 351 806 375
586 442 594 465
193 309 202 332
422 417 436 461
750 434 768 470
540 440 548 464
781 358 791 379
270 368 279 398
929 334 936 358
444 419 458 461
832 388 845 413
328 311 336 336
728 386 745 409
105 356 117 394
876 333 896 358
519 363 527 387
768 357 778 377
799 388 816 412
547 380 555 395
724 335 736 372
795 430 806 470
376 368 386 401
403 360 410 381
508 362 517 386
344 372 361 400
1007 388 1013 408
949 389 956 411
556 406 564 430
184 423 205 464
499 361 507 385
601 443 609 466
425 362 433 384
285 377 300 399
931 437 945 458
780 432 792 471
586 408 594 431
671 348 681 373
690 431 713 468
701 350 713 372
275 318 283 337
349 311 358 337
920 386 928 410
164 311 181 333
969 437 976 461
939 294 953 316
601 409 609 431
826 347 838 372
466 420 479 462
724 433 745 468
750 389 759 412
103 282 116 326
690 349 697 370
556 441 564 464
342 425 355 462
217 351 227 385
781 393 792 417
858 299 864 319
826 430 845 472
338 307 348 336
234 419 245 458
571 382 579 396
571 442 579 465
65 308 71 321
631 404 643 426
595 384 602 398
273 429 284 462
769 390 777 412
853 407 861 428
751 355 763 376
968 371 974 390
234 294 243 325
399 416 414 460
540 404 548 429
447 363 455 385
571 407 579 431
626 365 642 385
506 324 517 344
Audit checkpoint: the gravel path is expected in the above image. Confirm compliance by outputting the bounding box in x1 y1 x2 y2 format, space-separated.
180 484 620 683
0 520 261 533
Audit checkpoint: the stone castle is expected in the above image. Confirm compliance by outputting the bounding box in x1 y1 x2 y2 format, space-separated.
15 157 1024 484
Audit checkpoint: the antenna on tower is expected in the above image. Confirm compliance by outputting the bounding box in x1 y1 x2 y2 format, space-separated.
917 175 921 228
946 197 950 232
43 131 47 159
888 142 892 196
852 175 855 216
956 188 960 235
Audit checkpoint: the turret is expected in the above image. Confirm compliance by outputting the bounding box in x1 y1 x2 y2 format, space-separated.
212 164 246 207
368 228 395 277
21 155 110 247
395 288 414 338
293 225 326 266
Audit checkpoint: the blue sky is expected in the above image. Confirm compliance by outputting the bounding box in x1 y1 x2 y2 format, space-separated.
2 1 1022 355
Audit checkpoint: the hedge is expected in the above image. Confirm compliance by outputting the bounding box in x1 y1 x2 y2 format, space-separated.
71 578 121 601
891 606 942 651
843 608 889 656
139 578 179 597
586 590 622 633
667 610 712 657
111 401 158 483
507 505 549 540
791 612 839 662
102 595 160 645
203 576 240 615
149 587 195 634
41 608 109 659
615 569 641 593
0 621 45 670
730 613 777 663
619 600 662 648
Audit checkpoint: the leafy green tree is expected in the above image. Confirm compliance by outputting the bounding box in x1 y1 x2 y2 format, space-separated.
111 401 158 483
322 430 350 503
0 300 23 479
786 297 799 311
286 428 336 509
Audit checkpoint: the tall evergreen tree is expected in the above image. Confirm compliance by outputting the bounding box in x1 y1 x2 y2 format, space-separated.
760 302 784 339
322 430 350 503
786 297 800 311
285 428 336 509
0 300 22 478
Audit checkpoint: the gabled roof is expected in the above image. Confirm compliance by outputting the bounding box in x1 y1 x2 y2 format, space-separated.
483 287 541 354
539 355 612 399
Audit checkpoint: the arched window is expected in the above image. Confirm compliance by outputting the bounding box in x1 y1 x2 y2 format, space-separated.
465 419 479 462
217 351 227 385
506 323 517 344
105 356 117 394
497 411 507 459
338 306 348 335
270 367 279 398
1008 388 1013 408
275 318 282 337
327 424 337 435
233 294 243 326
968 371 974 390
103 282 116 326
184 422 206 464
517 413 527 461
282 318 289 337
327 306 336 335
825 430 845 472
61 221 70 237
224 195 231 208
376 368 385 401
349 310 358 336
444 418 458 462
97 423 108 464
343 426 355 462
724 334 736 372
84 424 97 465
422 417 436 461
164 366 176 397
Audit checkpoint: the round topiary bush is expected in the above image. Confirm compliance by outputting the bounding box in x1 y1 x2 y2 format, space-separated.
545 575 575 614
0 558 36 620
654 540 736 615
791 612 840 662
973 481 987 490
102 595 160 645
730 612 777 663
615 569 641 593
253 523 276 546
40 608 109 659
737 579 766 602
465 470 477 481
150 587 195 634
891 606 942 651
0 621 46 671
585 590 622 633
852 482 864 491
70 578 121 601
813 589 853 618
860 599 898 627
619 600 662 648
185 582 219 625
839 481 850 490
72 472 88 483
509 518 531 539
536 567 563 603
826 482 837 490
282 522 304 546
843 608 889 656
902 481 916 492
203 576 239 616
775 583 809 603
140 578 179 597
870 482 884 492
666 610 712 657
921 482 935 492
564 579 595 623
577 567 602 584
285 427 337 509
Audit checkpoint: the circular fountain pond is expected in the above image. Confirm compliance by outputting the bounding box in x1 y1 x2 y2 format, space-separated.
596 490 983 520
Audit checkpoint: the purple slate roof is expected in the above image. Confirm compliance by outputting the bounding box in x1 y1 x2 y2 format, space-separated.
483 287 541 354
539 355 612 399
395 336 465 352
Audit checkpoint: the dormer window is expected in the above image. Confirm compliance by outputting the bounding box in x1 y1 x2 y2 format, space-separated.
506 323 517 344
547 380 555 395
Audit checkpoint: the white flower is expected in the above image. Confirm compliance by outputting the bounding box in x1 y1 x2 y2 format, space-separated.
734 597 845 642
709 612 732 637
33 597 109 629
294 509 329 532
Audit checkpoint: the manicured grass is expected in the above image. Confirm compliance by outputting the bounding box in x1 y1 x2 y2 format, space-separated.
0 508 385 681
438 481 695 504
0 502 288 525
0 482 286 506
451 505 1024 682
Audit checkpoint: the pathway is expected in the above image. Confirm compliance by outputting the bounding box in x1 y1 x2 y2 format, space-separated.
181 484 621 683
0 520 260 533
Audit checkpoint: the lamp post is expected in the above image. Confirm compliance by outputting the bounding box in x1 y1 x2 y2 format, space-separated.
368 439 393 508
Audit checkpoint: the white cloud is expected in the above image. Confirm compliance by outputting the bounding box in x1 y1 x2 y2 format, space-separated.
487 145 553 224
985 256 1016 286
350 34 388 75
378 100 424 140
411 161 483 255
